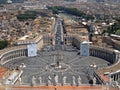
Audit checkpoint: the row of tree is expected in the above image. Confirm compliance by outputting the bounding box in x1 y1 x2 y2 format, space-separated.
16 11 37 21
0 0 24 4
0 0 6 4
104 18 120 35
47 6 94 20
0 40 8 50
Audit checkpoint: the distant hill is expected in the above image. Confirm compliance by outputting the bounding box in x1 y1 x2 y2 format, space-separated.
64 0 76 1
0 0 24 4
0 0 6 4
88 0 120 3
105 0 120 3
96 0 105 2
12 0 24 3
63 0 120 3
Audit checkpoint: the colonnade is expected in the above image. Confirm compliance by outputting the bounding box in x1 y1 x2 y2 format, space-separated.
111 72 120 82
1 34 117 66
110 71 120 87
0 35 44 65
0 46 27 65
70 35 120 86
0 34 120 83
90 46 116 64
69 35 118 65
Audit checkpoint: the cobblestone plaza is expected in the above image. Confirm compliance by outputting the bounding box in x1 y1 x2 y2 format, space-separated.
4 45 109 86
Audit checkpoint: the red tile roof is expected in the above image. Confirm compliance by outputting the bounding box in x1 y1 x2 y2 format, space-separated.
0 67 7 78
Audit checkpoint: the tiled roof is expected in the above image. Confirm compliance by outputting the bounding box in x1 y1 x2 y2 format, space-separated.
0 67 7 78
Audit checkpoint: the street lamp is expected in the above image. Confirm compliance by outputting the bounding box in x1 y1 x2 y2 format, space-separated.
19 63 26 69
89 63 97 85
90 63 97 68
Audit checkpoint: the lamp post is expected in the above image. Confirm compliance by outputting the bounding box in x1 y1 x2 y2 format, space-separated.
89 63 97 85
90 63 97 74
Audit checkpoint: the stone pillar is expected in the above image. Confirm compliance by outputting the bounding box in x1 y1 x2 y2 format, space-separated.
21 50 23 56
114 50 119 62
117 73 119 81
93 49 95 56
118 73 120 80
115 74 117 81
116 74 118 81
114 74 116 81
20 50 22 56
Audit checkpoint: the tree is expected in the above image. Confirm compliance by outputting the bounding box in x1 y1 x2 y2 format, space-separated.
52 8 59 14
0 0 24 4
47 6 94 20
0 40 8 49
16 11 37 21
104 19 120 35
0 0 6 4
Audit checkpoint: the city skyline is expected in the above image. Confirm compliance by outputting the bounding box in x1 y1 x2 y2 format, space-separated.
0 0 120 89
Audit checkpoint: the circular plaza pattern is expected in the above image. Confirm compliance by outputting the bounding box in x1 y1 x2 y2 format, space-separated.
3 45 110 86
46 62 70 72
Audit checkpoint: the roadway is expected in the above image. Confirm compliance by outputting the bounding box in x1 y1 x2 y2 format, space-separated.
52 19 64 47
